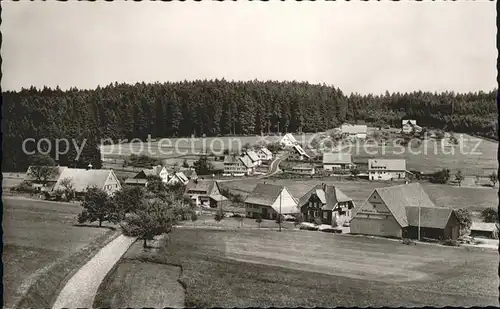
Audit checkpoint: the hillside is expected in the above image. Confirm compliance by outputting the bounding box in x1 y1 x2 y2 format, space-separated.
2 80 497 172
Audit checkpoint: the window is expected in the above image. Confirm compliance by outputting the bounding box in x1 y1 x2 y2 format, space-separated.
323 212 328 219
373 204 377 209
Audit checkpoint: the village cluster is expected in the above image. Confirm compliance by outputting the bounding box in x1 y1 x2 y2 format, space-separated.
18 120 498 243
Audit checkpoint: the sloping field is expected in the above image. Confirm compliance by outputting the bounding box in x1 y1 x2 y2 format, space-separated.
2 197 117 308
99 134 318 159
96 228 498 307
219 179 497 212
348 134 497 175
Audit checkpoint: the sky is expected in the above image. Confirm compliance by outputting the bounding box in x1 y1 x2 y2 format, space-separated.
1 1 496 95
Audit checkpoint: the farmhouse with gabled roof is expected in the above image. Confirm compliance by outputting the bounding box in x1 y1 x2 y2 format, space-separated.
245 183 299 219
350 183 459 240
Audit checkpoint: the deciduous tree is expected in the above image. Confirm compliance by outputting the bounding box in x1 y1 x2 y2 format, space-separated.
77 187 120 227
481 207 498 223
455 208 472 236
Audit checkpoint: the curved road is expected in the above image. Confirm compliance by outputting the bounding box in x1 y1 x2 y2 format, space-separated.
52 235 137 309
260 154 288 179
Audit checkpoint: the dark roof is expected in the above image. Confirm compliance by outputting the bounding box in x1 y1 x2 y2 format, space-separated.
405 206 454 229
186 180 215 194
125 178 148 185
259 147 273 156
298 184 353 211
224 155 241 164
245 183 284 206
239 154 255 168
185 180 227 201
180 168 198 178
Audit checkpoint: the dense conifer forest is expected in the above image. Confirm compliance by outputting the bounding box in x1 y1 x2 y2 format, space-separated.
2 79 497 172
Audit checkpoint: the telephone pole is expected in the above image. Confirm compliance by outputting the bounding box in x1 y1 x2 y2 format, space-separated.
279 190 282 232
418 191 421 240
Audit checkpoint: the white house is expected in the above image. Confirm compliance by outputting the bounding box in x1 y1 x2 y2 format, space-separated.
167 172 189 186
240 153 257 174
322 152 355 171
368 159 407 181
288 144 310 161
402 120 422 134
340 124 367 139
246 150 262 166
244 183 299 219
257 147 273 162
223 154 256 176
52 168 122 196
185 180 227 208
280 133 298 147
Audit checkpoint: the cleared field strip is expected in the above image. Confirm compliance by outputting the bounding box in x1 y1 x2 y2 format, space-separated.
52 235 136 309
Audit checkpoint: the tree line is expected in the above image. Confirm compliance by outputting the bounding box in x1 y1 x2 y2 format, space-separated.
3 80 497 172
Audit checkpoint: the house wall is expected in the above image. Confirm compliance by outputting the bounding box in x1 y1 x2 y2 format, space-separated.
224 163 247 174
369 171 406 181
323 163 352 171
290 168 315 175
245 203 277 219
444 214 460 240
405 226 446 240
301 195 329 224
103 172 122 195
350 191 403 238
332 201 354 225
159 168 169 183
271 189 298 214
470 230 494 239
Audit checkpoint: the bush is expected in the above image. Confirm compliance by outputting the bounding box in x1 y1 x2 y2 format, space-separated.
481 207 498 223
294 213 304 226
441 239 460 247
11 181 35 193
313 217 322 226
455 208 472 236
430 168 451 184
402 238 416 245
191 212 198 222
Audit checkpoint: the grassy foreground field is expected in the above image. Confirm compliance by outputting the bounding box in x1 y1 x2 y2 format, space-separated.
220 178 498 214
2 197 118 308
94 228 498 307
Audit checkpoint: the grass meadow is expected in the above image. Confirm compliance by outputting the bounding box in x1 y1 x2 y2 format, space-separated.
2 197 118 308
347 134 497 176
94 228 499 308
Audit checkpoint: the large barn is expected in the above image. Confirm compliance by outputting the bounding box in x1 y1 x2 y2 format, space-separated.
244 184 298 219
350 183 459 240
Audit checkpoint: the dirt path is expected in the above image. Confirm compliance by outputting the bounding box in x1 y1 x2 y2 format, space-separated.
52 235 136 309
